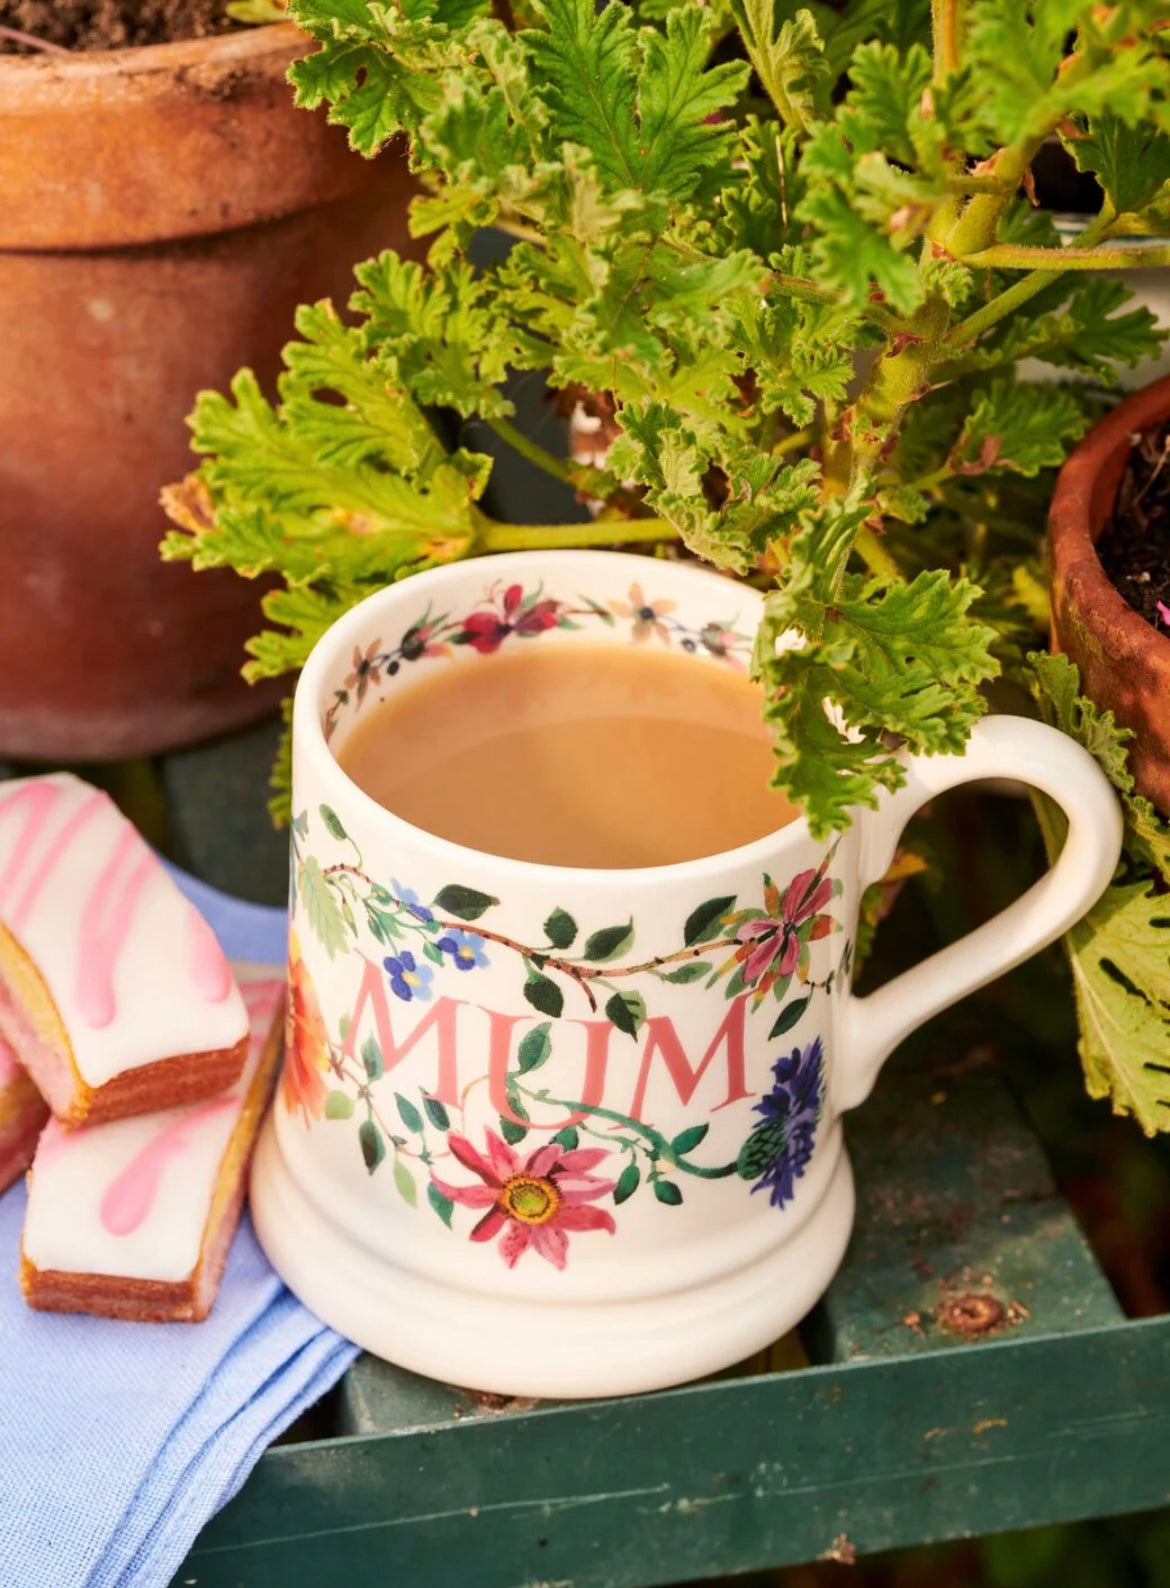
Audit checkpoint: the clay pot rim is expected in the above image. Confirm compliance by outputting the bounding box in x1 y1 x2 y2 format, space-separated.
0 18 305 92
1048 371 1170 668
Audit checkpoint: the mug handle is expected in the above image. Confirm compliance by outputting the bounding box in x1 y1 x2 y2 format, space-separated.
836 715 1123 1111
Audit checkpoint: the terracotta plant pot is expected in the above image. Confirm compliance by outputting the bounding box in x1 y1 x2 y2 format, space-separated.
0 23 418 761
1048 372 1170 814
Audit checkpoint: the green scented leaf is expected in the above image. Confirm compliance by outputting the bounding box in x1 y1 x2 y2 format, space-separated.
769 996 811 1039
359 1119 386 1174
543 907 578 949
517 1021 553 1073
523 968 565 1019
319 803 348 841
605 989 647 1039
361 1034 384 1081
660 961 712 984
324 1089 355 1120
653 1178 683 1206
582 920 635 962
298 855 350 959
427 1181 455 1228
684 896 736 946
671 1122 709 1155
423 1094 451 1131
395 1092 424 1134
432 884 499 920
393 1155 419 1208
552 1125 579 1150
614 1161 640 1205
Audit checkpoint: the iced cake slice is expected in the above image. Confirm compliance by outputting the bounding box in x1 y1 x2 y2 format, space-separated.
0 1031 48 1195
0 774 249 1126
21 967 285 1322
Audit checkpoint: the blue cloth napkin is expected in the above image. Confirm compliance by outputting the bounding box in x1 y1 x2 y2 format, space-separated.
0 871 358 1588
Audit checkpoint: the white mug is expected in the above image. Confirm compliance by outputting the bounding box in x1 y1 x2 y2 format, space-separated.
250 550 1122 1397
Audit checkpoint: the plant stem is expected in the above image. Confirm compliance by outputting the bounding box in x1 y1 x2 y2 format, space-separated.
930 0 965 78
485 416 572 483
960 241 1170 271
854 526 903 582
772 427 814 460
475 516 676 551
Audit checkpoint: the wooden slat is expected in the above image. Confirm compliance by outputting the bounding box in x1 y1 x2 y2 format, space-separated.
183 1315 1170 1588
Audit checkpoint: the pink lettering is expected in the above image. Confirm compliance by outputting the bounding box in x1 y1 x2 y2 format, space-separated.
342 956 464 1102
629 996 752 1121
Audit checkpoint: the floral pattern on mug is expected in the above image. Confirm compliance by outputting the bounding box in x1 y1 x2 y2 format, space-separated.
431 1130 617 1270
736 1038 824 1210
282 929 331 1124
321 578 754 741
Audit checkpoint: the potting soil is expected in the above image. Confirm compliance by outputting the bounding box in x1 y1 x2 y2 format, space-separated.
0 0 239 51
1098 418 1170 631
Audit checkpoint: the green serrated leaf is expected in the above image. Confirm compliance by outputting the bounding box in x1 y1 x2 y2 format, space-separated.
325 1089 355 1120
517 1022 553 1073
582 920 635 962
543 907 578 949
298 855 350 959
524 968 565 1019
433 883 499 920
359 1119 386 1173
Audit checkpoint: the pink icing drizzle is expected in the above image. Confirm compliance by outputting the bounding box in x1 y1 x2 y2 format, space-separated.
99 1094 238 1237
75 827 157 1029
0 782 105 930
187 905 233 1003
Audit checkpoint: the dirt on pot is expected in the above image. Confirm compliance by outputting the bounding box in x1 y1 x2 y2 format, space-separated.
0 0 238 52
1097 419 1170 630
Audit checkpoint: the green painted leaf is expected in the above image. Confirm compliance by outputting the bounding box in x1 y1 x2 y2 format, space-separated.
654 1178 683 1206
552 1125 579 1150
298 855 350 959
543 907 578 949
361 1034 384 1080
605 989 647 1039
319 803 348 841
423 1094 450 1131
660 961 712 984
393 1155 419 1208
671 1122 709 1155
614 1161 640 1204
422 940 445 966
523 968 565 1019
395 1092 424 1133
359 1119 385 1174
427 1180 455 1228
517 1021 553 1073
582 920 635 962
500 1088 530 1145
433 884 499 920
684 896 736 946
325 1089 355 1120
769 996 811 1039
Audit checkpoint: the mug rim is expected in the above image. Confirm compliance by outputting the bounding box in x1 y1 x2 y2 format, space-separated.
295 549 829 886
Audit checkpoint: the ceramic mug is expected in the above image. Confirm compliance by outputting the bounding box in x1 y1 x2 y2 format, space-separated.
250 550 1122 1398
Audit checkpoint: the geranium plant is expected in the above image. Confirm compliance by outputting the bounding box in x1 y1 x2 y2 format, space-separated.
162 0 1170 1124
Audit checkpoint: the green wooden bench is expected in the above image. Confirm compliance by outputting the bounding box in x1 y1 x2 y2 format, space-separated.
111 714 1161 1588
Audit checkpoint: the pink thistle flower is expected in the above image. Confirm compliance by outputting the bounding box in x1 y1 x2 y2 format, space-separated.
431 1130 617 1270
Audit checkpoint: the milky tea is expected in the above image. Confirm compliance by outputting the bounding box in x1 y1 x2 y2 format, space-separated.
336 644 799 869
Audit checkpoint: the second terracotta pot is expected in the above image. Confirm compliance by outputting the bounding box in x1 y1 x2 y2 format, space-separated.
1048 373 1170 815
0 22 420 761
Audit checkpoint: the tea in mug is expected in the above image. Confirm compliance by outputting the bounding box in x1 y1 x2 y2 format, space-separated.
336 644 799 868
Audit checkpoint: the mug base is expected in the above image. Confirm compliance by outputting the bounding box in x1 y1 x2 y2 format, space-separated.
249 1115 856 1400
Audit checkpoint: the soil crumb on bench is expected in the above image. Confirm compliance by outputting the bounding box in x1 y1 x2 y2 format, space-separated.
0 0 241 52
